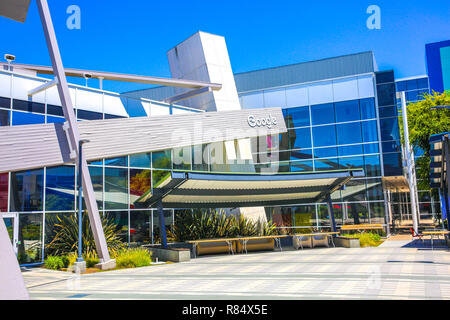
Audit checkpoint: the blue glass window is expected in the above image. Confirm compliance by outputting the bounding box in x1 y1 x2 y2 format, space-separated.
364 155 381 176
366 178 383 200
77 109 103 120
406 90 420 102
383 153 402 176
0 97 10 109
285 106 310 128
130 152 151 168
289 128 311 149
104 167 128 209
376 71 394 84
338 144 363 157
335 100 360 123
315 158 339 171
417 78 429 89
311 103 335 125
152 150 172 170
46 115 65 124
363 143 379 154
288 149 313 161
45 166 75 211
377 83 396 106
312 125 336 147
360 98 376 120
0 109 10 126
396 81 407 92
290 160 314 172
88 166 103 209
339 156 364 170
88 159 103 166
104 156 128 167
314 147 338 158
336 122 362 145
47 104 64 116
12 111 45 125
382 140 401 153
105 113 126 119
406 79 418 90
13 99 45 114
10 169 44 211
379 106 397 118
380 117 400 141
362 120 379 142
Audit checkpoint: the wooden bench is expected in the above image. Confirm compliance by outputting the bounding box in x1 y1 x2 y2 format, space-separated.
340 224 384 232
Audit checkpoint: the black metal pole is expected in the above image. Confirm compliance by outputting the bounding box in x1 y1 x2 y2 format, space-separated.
326 193 337 233
157 199 168 249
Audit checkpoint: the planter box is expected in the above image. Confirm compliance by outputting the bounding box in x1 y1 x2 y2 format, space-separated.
144 246 191 262
335 237 360 248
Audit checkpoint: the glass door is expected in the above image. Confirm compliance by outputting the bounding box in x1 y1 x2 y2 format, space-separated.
1 213 19 255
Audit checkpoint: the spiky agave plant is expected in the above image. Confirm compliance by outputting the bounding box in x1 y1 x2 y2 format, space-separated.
46 212 125 258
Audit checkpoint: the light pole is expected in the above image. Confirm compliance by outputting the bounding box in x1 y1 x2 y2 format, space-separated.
74 138 90 273
399 91 420 234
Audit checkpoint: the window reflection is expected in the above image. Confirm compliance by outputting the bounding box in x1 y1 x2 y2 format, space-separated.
10 169 44 212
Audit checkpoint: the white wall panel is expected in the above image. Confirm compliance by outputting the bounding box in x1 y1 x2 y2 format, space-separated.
241 92 264 109
0 74 11 98
12 76 46 103
358 75 375 98
286 85 309 107
264 88 286 108
76 88 103 113
150 103 170 116
308 81 333 105
103 93 128 117
332 77 359 102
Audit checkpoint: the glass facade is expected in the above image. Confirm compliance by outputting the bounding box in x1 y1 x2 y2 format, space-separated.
239 75 386 232
2 63 437 265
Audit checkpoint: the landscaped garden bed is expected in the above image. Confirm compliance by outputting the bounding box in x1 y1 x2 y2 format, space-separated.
339 232 384 247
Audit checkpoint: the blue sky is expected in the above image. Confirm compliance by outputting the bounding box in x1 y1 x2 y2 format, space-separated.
1 0 449 93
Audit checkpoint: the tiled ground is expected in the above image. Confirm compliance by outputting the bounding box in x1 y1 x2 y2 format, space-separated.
25 239 450 300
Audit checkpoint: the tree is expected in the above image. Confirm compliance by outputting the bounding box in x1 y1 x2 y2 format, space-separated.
399 91 450 190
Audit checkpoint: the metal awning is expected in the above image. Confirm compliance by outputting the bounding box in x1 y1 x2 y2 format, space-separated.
382 176 410 192
138 169 365 208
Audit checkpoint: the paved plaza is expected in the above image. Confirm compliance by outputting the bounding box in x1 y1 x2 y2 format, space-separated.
24 239 450 300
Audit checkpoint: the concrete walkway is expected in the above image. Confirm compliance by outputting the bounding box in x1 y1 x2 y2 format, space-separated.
25 240 450 300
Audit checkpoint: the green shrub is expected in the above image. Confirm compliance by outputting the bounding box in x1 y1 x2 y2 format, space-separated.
114 248 152 269
44 256 65 270
341 232 383 247
45 212 126 258
169 209 278 241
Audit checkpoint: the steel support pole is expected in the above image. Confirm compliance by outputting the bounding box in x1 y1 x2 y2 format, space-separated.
400 91 420 234
157 200 168 249
36 0 114 268
77 141 83 262
326 194 337 233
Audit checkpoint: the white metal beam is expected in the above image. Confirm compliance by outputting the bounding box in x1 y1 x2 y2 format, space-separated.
163 86 211 104
1 62 222 91
27 78 58 96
